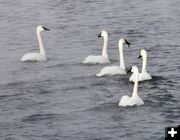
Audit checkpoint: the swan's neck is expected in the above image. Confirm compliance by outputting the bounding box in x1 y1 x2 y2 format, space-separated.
102 35 108 58
37 31 46 56
142 54 147 72
132 71 139 97
119 44 125 69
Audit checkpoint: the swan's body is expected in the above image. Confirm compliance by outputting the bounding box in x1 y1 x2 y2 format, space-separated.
119 94 143 107
82 30 110 64
96 66 126 76
21 25 50 62
139 72 152 81
129 49 152 82
129 72 152 82
83 55 110 64
96 38 130 77
21 53 47 62
119 66 144 107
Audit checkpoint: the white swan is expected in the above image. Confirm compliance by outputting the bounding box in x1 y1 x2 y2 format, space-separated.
96 38 130 76
119 66 144 107
21 25 50 62
82 30 110 64
129 49 152 82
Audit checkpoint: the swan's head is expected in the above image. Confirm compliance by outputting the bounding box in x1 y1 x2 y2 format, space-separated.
127 66 139 73
119 38 130 47
138 49 147 59
37 25 50 32
98 30 108 38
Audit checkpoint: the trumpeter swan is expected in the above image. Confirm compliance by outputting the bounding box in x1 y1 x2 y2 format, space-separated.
96 38 130 76
119 66 144 107
82 30 110 64
21 25 50 62
129 49 152 82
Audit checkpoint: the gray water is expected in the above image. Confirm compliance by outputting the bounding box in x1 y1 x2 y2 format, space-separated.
0 0 180 140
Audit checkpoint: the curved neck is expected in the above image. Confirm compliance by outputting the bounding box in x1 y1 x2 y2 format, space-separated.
37 30 45 56
102 35 108 58
142 54 147 72
119 43 125 69
132 71 139 96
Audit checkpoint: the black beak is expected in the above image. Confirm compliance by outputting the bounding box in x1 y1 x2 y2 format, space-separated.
98 33 101 38
127 67 132 73
125 39 130 47
43 27 50 31
138 55 142 59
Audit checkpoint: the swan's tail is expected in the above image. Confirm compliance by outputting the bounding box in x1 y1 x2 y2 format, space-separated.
82 60 86 64
96 73 103 77
82 59 89 64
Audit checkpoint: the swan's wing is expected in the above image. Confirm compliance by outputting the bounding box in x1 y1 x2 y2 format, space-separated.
139 72 152 81
129 73 135 82
129 95 144 106
118 95 130 106
82 55 110 64
130 73 143 82
135 95 144 106
21 53 46 62
96 66 119 76
97 66 126 76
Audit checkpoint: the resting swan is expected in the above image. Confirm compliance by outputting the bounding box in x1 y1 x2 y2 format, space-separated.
82 30 110 64
96 38 130 76
21 25 50 62
129 49 152 82
119 66 144 107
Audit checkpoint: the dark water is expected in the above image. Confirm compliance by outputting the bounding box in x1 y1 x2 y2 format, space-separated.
0 0 180 140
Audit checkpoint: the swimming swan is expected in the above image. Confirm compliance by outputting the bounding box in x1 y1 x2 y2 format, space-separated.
82 30 110 64
96 38 130 76
119 66 144 107
129 49 152 82
21 25 50 62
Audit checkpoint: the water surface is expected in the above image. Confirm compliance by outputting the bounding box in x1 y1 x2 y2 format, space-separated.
0 0 180 140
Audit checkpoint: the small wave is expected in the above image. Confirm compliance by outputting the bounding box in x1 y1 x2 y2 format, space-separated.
22 113 69 123
63 85 88 91
45 63 66 68
84 102 117 112
0 93 24 100
151 75 165 81
3 81 26 87
22 113 56 122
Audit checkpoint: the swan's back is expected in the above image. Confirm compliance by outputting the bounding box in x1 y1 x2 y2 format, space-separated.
21 53 47 62
82 55 110 64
